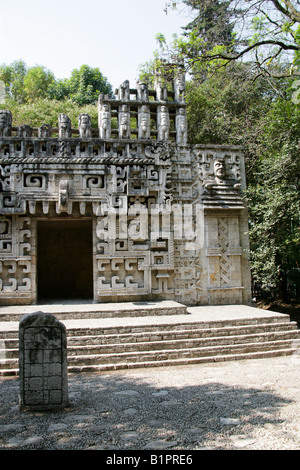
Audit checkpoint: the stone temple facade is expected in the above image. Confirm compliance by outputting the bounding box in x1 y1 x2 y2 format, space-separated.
0 68 252 306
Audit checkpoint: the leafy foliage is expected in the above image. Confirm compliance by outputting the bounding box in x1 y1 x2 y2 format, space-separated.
0 98 98 128
185 63 271 146
0 62 113 105
164 0 300 79
181 0 237 51
23 66 55 101
49 65 114 105
0 60 28 103
247 97 300 300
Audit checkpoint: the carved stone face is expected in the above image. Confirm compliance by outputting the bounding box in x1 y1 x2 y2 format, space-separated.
59 114 70 126
214 160 226 179
80 114 89 125
176 76 185 88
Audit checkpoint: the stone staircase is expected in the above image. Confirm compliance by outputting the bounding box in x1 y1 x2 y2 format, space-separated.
1 303 300 376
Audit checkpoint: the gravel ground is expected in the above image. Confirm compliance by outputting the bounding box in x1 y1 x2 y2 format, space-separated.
1 354 300 451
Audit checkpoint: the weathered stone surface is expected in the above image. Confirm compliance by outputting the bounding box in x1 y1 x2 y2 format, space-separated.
0 64 252 308
19 311 68 411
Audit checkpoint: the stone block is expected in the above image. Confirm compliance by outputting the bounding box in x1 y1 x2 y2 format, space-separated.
0 69 252 307
19 311 68 411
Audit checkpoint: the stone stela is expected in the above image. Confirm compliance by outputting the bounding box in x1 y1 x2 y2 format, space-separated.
19 311 68 411
0 64 251 307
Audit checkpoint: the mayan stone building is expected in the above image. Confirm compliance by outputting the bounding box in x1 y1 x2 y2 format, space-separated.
0 67 252 307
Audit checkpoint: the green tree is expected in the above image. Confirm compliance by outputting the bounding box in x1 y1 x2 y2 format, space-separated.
0 61 114 105
181 0 237 51
0 98 99 129
51 65 113 105
247 95 300 301
185 62 272 146
0 60 27 103
164 0 300 79
23 66 55 101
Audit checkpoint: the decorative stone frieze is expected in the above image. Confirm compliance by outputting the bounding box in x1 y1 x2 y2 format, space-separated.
0 65 252 306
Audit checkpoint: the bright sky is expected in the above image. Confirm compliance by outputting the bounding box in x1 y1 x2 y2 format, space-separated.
0 0 188 90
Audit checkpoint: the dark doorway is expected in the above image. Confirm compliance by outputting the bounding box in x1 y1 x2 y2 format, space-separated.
37 219 93 301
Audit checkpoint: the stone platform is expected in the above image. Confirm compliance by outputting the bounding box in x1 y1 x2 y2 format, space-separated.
0 300 187 322
0 302 299 376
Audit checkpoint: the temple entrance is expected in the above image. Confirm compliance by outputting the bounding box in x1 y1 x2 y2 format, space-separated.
37 219 93 301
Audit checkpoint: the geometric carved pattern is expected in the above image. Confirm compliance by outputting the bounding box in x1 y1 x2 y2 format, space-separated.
0 259 32 292
0 216 12 252
0 70 251 306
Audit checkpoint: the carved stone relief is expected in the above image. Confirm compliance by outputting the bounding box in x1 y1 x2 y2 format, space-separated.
78 113 91 138
58 113 71 138
0 69 252 306
119 105 131 139
0 110 12 137
157 105 170 141
98 103 111 139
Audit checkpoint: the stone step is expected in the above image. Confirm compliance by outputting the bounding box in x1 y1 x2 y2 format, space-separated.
0 311 292 336
2 328 299 360
0 358 19 370
66 338 300 367
1 347 297 377
65 319 293 339
66 321 297 344
65 315 292 337
1 305 299 376
67 330 300 356
0 319 296 344
67 348 299 374
3 331 299 366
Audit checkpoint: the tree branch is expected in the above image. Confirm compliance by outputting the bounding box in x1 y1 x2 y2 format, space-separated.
282 0 300 22
200 39 300 62
270 0 290 17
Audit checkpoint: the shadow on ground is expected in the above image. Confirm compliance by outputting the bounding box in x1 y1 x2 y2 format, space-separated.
257 301 300 328
0 367 294 450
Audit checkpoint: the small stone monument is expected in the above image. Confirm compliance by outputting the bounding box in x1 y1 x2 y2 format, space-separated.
19 311 68 411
